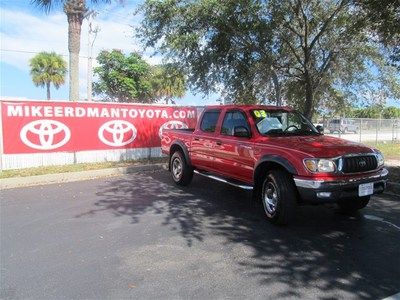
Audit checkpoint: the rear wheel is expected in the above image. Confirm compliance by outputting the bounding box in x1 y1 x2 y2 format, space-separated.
260 169 297 225
170 151 193 186
338 196 370 213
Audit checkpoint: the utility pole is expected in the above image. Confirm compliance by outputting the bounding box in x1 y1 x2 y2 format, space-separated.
86 11 99 102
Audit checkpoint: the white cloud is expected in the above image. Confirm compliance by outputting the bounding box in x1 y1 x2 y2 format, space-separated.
0 10 68 69
0 7 162 100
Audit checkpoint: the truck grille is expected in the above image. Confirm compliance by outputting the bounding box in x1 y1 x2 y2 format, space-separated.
341 155 377 173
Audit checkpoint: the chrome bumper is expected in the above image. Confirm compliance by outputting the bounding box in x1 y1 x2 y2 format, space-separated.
293 168 388 203
294 168 389 189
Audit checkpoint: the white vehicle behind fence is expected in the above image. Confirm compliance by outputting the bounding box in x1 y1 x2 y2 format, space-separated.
328 118 359 133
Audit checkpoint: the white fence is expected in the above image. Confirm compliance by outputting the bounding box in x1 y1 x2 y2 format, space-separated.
0 148 163 171
323 117 400 143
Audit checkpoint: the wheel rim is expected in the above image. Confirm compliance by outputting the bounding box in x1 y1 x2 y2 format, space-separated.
172 157 183 180
263 181 278 215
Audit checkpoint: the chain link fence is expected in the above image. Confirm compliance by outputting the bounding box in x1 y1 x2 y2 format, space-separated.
322 117 400 144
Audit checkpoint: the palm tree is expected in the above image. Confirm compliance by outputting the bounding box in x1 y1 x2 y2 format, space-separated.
151 64 186 104
32 0 111 101
30 51 67 100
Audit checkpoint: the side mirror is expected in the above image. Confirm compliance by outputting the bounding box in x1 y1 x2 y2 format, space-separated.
316 125 324 134
234 126 250 138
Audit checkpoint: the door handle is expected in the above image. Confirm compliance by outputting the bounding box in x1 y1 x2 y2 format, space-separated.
240 145 252 150
194 137 200 141
215 141 222 146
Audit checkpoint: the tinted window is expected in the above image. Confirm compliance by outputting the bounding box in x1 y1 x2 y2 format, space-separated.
221 110 250 136
200 110 220 132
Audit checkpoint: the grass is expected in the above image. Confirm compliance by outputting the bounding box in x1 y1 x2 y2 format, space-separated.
363 142 399 185
365 142 400 160
0 157 167 179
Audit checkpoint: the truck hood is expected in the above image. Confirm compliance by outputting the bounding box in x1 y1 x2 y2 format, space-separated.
259 134 375 158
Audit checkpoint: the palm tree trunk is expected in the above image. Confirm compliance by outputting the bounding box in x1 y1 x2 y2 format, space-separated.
46 82 51 100
66 3 84 102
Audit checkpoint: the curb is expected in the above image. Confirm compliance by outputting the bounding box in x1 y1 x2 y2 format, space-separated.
0 163 166 190
385 160 400 167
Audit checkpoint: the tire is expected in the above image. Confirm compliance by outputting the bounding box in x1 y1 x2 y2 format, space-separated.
170 151 193 186
338 196 370 213
260 169 297 225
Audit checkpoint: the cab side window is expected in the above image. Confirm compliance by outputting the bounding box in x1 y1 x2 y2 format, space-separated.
200 110 221 133
221 110 250 136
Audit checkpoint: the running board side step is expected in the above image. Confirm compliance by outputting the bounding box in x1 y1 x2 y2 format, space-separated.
194 170 253 190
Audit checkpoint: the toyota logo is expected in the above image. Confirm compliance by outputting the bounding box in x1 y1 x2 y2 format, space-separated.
98 120 137 147
20 119 71 150
358 160 367 168
159 121 188 138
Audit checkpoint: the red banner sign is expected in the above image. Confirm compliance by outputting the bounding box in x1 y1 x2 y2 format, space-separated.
1 101 197 154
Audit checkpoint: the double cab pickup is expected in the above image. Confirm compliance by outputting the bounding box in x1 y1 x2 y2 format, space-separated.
161 105 388 224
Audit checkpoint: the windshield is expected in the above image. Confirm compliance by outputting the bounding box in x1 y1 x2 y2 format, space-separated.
251 109 319 136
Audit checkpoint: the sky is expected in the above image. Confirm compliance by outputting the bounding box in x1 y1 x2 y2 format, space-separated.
0 0 219 106
0 0 398 108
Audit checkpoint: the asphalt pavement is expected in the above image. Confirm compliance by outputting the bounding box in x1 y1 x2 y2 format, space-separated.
1 169 399 299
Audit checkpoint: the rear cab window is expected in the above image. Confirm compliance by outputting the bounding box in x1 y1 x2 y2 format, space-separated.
200 110 221 133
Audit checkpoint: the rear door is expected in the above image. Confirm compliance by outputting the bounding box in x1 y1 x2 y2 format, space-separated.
190 109 222 171
213 109 254 183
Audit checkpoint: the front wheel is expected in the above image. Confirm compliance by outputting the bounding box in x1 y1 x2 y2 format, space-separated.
170 151 193 186
260 169 297 225
337 196 370 213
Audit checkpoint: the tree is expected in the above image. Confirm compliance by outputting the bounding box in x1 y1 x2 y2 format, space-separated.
346 105 400 118
138 0 279 105
382 106 400 119
356 0 400 69
32 0 112 101
29 51 67 100
93 50 186 103
150 64 186 104
138 0 400 118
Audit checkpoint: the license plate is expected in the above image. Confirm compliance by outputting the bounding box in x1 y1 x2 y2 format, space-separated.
359 182 374 197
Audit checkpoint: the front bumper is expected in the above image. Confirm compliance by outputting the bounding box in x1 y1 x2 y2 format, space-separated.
293 168 389 203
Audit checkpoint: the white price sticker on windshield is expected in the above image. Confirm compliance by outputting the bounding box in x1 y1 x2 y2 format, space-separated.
358 182 374 197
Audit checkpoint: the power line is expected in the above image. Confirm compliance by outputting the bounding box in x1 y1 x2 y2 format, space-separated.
0 48 89 59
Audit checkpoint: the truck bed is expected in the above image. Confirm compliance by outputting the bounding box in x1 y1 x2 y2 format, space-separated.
161 128 195 155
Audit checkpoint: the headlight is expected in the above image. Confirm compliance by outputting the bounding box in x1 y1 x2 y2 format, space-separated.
375 151 384 167
304 158 336 173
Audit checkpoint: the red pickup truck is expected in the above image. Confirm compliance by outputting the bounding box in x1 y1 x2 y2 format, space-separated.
161 105 388 224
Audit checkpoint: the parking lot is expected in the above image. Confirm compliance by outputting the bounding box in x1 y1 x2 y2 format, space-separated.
1 169 399 299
